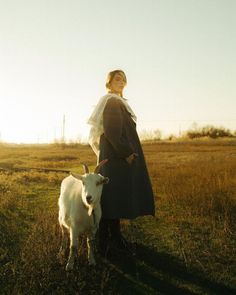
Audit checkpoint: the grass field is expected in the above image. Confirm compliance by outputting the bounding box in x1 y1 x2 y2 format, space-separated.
0 139 236 294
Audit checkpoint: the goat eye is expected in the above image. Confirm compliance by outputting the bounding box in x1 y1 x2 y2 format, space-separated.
96 181 101 186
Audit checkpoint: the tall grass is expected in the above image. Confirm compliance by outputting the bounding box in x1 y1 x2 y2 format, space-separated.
162 161 236 229
0 140 236 293
144 141 236 287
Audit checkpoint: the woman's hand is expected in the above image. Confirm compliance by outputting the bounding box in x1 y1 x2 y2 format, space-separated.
126 153 138 165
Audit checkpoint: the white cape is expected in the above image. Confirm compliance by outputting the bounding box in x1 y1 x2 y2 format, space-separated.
87 93 137 157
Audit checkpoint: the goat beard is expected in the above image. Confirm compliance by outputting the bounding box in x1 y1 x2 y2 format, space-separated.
88 205 93 216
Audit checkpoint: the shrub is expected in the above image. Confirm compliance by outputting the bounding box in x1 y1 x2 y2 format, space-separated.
186 125 233 139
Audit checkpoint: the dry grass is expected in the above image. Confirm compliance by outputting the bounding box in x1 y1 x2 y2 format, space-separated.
0 140 236 294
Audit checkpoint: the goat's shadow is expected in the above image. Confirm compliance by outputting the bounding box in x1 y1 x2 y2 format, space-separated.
101 243 236 295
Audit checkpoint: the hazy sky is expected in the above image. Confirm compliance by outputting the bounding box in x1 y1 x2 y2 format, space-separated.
0 0 235 143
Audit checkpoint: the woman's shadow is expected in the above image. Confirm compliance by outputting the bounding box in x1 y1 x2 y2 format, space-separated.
104 242 236 295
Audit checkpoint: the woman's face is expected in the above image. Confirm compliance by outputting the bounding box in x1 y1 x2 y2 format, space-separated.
109 72 126 95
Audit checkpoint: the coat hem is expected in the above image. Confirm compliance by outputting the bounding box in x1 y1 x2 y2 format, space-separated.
101 212 155 220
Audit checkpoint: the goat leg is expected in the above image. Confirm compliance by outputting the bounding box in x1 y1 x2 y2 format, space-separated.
87 236 96 265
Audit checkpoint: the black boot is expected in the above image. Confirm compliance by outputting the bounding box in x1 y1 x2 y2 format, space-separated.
109 219 129 252
98 218 110 257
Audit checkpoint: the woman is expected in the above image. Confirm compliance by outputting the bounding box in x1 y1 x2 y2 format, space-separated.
88 69 155 255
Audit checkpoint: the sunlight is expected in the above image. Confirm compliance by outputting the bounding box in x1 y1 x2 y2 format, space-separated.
0 100 91 144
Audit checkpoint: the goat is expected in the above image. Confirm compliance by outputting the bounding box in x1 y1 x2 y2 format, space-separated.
58 160 109 271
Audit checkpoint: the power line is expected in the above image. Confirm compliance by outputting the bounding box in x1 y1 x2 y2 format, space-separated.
138 119 236 122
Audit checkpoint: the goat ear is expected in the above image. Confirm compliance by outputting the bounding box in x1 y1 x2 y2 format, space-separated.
96 177 109 186
71 172 83 181
103 177 109 184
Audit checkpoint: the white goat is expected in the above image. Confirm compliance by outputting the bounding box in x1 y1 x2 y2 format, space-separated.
58 160 109 271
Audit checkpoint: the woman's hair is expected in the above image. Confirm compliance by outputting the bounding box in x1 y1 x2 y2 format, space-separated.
105 69 127 97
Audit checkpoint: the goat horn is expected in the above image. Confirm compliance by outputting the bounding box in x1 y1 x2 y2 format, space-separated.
94 159 108 174
81 163 89 174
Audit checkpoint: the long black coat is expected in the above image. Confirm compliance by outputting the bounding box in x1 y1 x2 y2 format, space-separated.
98 97 155 219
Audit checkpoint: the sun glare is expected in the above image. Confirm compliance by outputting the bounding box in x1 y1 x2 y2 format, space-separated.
0 102 91 144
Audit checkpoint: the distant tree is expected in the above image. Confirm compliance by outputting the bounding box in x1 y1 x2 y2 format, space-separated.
168 134 177 141
139 129 162 141
186 124 233 139
153 129 162 140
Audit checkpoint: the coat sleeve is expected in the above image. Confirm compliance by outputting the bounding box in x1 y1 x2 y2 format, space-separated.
103 98 133 158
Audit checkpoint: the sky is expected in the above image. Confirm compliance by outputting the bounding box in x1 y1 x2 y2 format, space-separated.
0 0 235 143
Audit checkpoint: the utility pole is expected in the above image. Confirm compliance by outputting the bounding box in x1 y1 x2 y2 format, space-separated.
179 124 181 137
62 114 65 143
